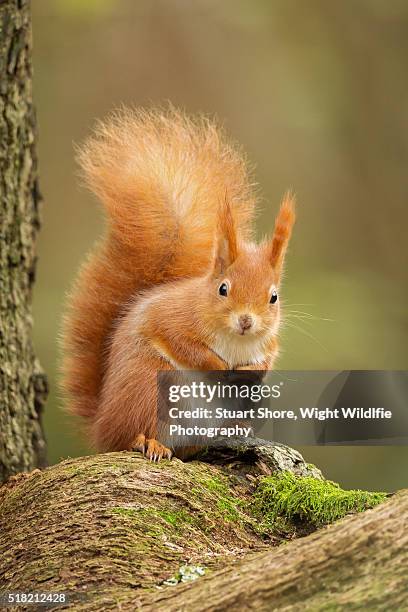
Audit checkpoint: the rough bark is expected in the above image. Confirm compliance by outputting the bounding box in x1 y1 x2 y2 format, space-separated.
0 0 47 482
0 443 404 611
141 490 408 611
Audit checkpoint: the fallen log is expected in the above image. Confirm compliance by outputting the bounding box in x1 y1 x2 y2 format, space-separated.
0 440 401 611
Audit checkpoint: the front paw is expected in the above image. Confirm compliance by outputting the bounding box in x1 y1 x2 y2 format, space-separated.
132 434 172 462
234 365 268 381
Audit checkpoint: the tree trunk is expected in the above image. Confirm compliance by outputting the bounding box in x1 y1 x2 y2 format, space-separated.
0 443 403 611
0 0 47 483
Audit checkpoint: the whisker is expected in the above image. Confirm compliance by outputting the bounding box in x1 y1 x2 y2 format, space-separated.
285 310 335 323
282 302 315 307
286 310 314 317
285 315 314 326
282 319 329 353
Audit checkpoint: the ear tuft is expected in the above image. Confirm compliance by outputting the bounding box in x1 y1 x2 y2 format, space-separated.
214 194 238 273
268 191 296 274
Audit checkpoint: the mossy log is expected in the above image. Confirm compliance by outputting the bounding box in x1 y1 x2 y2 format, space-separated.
0 440 404 611
143 488 408 611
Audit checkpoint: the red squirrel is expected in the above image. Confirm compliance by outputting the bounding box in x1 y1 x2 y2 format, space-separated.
62 107 295 461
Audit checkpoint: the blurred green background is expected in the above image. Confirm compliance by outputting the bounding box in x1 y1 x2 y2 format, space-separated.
31 0 407 491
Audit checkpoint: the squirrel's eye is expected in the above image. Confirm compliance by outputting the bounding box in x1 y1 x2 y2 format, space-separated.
219 282 228 297
270 290 278 304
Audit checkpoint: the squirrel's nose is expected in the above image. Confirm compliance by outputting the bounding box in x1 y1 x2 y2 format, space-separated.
239 314 253 333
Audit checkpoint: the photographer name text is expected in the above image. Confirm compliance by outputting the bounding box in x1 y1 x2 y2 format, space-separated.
168 406 392 421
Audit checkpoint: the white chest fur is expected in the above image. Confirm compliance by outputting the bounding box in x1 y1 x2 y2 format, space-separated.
211 331 271 368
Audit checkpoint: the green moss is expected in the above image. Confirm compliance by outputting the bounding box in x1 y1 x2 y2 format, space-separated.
203 476 229 494
198 475 243 523
110 466 387 547
110 506 197 537
111 507 138 518
252 471 387 528
157 509 195 528
110 507 165 538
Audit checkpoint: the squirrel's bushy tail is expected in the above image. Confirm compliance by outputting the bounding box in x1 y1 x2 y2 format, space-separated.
62 107 257 419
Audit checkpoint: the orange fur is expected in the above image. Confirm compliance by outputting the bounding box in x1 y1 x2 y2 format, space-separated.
269 191 296 273
61 107 295 460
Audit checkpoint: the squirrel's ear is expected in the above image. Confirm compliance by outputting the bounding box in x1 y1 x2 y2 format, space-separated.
213 196 238 274
268 192 296 277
